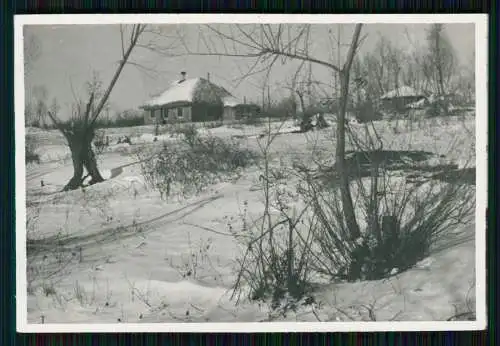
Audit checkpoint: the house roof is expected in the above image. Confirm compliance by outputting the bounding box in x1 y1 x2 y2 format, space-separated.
380 86 425 100
221 95 241 107
142 77 243 108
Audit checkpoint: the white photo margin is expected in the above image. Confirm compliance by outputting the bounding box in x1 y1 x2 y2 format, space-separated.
15 13 488 333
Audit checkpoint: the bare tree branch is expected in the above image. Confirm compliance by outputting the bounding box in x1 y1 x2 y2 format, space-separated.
262 47 341 73
119 25 126 58
89 24 145 126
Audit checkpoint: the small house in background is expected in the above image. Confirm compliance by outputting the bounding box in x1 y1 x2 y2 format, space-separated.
235 102 261 120
141 72 251 125
380 86 427 112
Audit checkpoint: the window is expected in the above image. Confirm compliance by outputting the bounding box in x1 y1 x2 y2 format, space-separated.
150 110 155 118
177 108 183 118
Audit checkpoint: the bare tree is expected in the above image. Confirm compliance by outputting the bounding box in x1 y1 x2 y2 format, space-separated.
359 35 409 99
279 61 308 120
25 99 33 127
401 51 424 92
24 31 41 75
24 31 44 127
25 85 49 127
387 43 403 92
45 24 178 191
49 97 61 123
424 24 457 96
403 28 432 94
186 24 365 238
448 55 475 105
363 36 391 95
32 85 48 126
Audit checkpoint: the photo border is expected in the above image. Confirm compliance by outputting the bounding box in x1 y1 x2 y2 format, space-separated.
14 13 488 333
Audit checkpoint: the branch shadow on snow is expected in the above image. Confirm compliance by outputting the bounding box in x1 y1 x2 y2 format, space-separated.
107 155 157 180
316 150 475 186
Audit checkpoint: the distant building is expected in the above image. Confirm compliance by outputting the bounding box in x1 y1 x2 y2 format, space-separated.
141 72 253 125
380 86 427 112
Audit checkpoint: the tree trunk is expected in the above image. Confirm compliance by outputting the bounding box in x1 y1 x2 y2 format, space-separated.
63 147 85 191
83 142 104 185
336 71 361 240
62 130 104 191
394 68 400 91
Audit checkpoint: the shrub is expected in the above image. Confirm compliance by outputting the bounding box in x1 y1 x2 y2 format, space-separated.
92 129 109 155
294 157 475 282
177 124 199 148
116 135 132 145
139 132 259 199
228 130 317 313
167 233 222 285
226 114 475 321
229 176 316 312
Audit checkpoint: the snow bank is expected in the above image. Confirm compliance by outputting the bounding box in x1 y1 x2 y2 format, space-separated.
24 116 477 324
38 146 71 163
134 133 180 144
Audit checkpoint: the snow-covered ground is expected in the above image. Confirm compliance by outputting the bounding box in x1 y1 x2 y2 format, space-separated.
24 116 477 324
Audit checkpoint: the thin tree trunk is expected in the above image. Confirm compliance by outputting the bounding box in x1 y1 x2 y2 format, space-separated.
287 222 294 290
435 35 445 96
337 71 361 240
332 24 363 241
296 91 305 116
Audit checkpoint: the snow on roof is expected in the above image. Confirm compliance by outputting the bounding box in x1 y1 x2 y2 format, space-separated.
144 78 200 107
380 86 424 100
143 77 243 108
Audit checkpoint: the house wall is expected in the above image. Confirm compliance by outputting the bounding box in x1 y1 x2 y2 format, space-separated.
166 106 192 123
191 103 223 122
223 107 236 123
144 109 159 125
143 106 192 125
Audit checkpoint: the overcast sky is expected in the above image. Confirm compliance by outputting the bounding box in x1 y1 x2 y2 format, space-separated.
24 23 475 119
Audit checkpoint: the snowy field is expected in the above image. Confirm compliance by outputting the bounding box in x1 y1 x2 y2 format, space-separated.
24 115 478 324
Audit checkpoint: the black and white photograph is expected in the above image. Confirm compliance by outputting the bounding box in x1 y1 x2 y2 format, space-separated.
16 14 487 332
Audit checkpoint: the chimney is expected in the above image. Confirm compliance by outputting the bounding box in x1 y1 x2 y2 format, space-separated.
180 71 186 81
207 72 210 82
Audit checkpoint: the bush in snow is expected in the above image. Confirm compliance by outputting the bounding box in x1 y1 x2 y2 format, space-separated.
228 129 316 314
177 124 199 148
231 119 475 316
229 173 316 313
92 129 109 156
117 135 132 145
296 164 474 282
139 133 259 199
